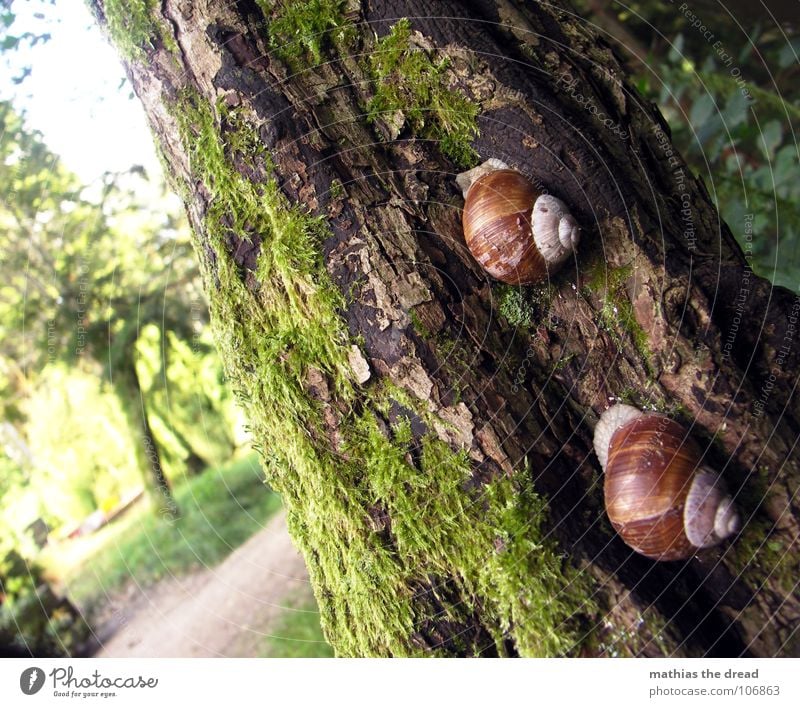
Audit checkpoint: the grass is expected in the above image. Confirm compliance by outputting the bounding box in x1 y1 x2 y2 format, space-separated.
53 453 281 611
260 593 335 658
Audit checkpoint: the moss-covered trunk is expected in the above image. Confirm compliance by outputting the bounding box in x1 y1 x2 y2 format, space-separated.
90 0 799 657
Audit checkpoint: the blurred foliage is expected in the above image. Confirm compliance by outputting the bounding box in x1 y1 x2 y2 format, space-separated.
19 367 140 528
0 101 197 376
0 0 53 83
577 0 800 291
0 83 238 652
135 324 239 476
648 34 799 290
0 99 238 514
0 549 90 657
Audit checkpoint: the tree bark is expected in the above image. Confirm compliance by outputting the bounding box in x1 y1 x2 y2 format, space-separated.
114 364 178 520
90 0 799 657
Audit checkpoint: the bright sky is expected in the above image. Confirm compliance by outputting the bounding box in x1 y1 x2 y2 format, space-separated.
3 0 162 185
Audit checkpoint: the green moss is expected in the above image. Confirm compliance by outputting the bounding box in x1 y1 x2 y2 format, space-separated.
367 19 479 167
726 471 797 593
554 352 575 371
103 0 177 60
728 516 797 593
329 177 345 200
613 387 640 406
498 286 535 328
648 399 691 418
168 90 595 657
262 0 355 67
348 405 596 656
391 416 413 445
496 283 555 329
594 607 672 657
409 307 432 339
409 312 470 401
434 333 472 404
585 261 652 370
170 92 406 656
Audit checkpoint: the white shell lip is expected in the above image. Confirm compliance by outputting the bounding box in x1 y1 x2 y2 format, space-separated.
593 403 643 471
532 195 581 267
558 214 580 250
684 466 740 548
455 160 581 269
455 158 510 198
714 496 741 538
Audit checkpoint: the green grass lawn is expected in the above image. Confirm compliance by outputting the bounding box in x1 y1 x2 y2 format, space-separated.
259 595 334 658
52 453 282 612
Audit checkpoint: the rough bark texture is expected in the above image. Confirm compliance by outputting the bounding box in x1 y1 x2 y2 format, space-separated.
91 0 799 657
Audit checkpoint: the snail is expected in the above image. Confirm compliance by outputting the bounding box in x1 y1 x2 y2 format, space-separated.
456 159 580 284
593 403 741 561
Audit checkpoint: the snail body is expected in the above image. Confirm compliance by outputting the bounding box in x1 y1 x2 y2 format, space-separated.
593 404 740 561
457 160 580 284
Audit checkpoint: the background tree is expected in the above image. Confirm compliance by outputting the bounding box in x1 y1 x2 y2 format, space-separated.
0 101 203 512
0 2 251 657
88 0 798 657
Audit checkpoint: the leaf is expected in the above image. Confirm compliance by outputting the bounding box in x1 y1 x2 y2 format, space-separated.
774 145 798 191
689 93 715 130
778 38 800 69
760 120 783 160
723 90 750 131
668 33 685 63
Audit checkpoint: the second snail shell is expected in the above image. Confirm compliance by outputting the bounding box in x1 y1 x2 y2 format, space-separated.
457 160 580 284
594 404 741 561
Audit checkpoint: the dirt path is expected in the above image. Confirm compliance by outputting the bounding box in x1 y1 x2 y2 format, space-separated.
95 509 313 657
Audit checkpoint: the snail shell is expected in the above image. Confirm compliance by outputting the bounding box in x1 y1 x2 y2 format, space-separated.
593 404 741 561
457 160 580 285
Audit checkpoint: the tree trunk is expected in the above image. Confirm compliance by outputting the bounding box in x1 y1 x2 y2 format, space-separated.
90 0 799 657
169 422 210 475
114 364 178 520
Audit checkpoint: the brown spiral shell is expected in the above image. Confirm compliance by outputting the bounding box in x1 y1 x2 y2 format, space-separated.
462 169 548 284
604 414 709 561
